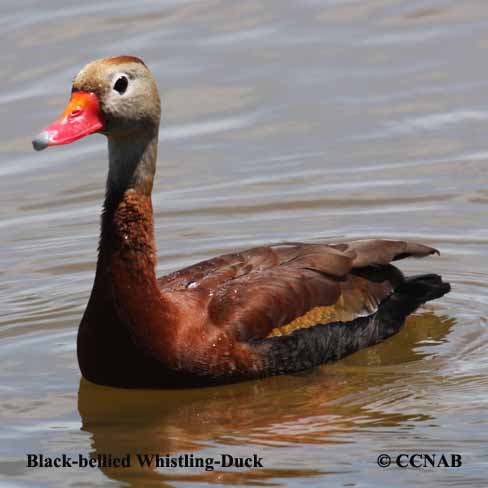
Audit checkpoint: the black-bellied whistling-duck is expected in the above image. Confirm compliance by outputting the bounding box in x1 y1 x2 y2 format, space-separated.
32 56 450 388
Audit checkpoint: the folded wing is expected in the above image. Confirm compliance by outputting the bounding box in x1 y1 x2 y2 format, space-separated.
159 239 438 341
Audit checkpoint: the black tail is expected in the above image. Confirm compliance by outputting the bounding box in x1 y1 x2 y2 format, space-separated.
251 274 450 377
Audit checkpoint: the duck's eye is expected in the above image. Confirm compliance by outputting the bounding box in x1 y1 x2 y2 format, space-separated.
113 76 128 95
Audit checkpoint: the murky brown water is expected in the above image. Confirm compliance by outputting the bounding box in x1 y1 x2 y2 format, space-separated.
1 1 487 486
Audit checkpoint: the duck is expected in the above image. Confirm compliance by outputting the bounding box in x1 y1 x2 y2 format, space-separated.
32 56 450 388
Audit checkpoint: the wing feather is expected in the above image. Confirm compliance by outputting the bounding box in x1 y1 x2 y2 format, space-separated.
158 239 440 341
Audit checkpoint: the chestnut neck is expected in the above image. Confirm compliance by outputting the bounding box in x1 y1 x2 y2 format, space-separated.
100 130 159 260
87 128 180 361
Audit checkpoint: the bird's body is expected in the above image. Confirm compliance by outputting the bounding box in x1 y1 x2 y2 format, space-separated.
33 56 450 388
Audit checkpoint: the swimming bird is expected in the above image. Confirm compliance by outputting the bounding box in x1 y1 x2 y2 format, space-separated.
32 56 450 388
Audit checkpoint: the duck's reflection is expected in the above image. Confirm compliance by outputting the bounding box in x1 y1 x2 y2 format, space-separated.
78 312 454 487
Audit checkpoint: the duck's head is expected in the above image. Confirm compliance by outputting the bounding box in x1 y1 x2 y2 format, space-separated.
32 56 161 151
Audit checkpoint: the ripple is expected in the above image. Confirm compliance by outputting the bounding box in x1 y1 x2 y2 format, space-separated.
361 110 488 139
1 0 488 487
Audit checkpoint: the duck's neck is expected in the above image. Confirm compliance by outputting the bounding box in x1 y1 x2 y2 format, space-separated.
93 131 179 353
107 131 157 201
99 131 158 265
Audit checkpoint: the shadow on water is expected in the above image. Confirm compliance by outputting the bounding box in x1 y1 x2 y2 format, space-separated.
78 312 455 487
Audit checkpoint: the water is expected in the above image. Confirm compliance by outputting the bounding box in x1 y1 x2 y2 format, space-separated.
1 1 487 486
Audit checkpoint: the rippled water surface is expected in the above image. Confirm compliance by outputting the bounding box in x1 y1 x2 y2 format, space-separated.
1 1 487 486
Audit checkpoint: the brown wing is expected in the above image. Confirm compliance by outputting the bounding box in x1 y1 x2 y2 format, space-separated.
158 243 350 292
329 239 439 267
158 246 283 292
158 239 438 342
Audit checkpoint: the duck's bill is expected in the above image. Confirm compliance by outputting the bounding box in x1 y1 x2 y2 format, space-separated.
32 91 104 151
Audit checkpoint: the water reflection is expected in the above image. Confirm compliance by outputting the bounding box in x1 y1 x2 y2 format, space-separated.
78 313 454 486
